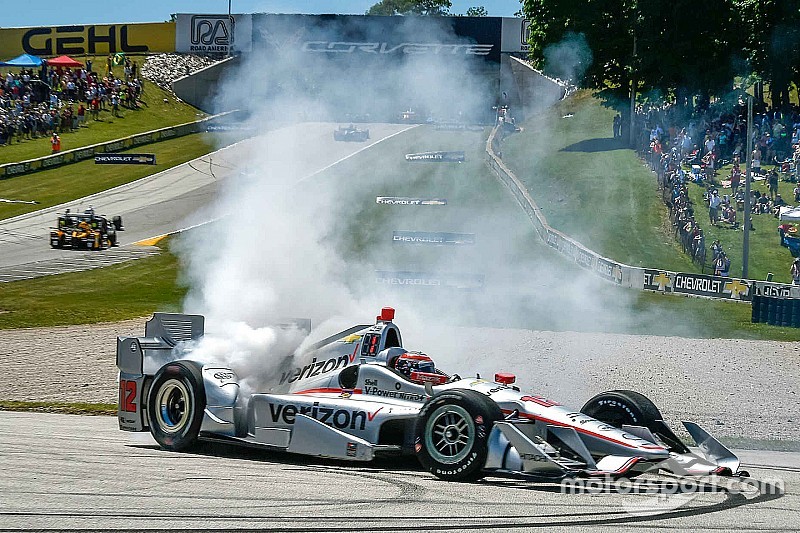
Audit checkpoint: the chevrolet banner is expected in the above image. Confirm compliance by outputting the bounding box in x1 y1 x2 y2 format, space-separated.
95 153 156 165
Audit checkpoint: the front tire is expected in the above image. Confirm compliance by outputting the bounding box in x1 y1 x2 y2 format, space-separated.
580 390 688 453
147 361 206 451
415 389 502 482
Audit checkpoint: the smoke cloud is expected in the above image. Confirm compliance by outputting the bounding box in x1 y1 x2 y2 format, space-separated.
170 15 672 401
543 31 593 84
173 15 501 389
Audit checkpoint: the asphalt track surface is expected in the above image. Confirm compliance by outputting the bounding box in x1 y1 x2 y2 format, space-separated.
0 123 415 280
0 411 795 532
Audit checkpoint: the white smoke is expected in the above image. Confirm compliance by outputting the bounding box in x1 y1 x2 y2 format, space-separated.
543 31 593 84
173 15 496 389
170 14 675 402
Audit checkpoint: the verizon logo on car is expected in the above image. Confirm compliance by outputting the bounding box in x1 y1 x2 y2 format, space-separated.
279 353 355 384
301 41 493 55
268 401 382 431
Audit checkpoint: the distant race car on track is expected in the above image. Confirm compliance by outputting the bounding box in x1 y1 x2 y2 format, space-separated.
333 125 370 142
50 208 124 250
117 308 747 482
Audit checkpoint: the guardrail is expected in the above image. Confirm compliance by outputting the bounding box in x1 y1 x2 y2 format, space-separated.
485 125 799 303
0 111 235 179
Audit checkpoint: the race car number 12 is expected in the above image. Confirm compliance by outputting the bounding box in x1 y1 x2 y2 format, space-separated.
119 380 137 412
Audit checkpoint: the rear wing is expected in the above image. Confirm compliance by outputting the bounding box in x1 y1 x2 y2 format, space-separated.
116 313 204 432
116 313 205 376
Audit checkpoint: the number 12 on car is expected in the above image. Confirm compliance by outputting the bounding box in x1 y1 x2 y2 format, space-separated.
119 379 137 412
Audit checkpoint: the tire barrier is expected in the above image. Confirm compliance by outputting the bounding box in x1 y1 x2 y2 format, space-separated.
484 124 800 324
0 111 235 179
752 295 800 327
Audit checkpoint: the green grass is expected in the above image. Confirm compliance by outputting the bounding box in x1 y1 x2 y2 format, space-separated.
3 123 800 339
0 240 186 329
682 162 798 284
503 90 698 273
0 132 220 221
0 400 115 415
501 89 800 284
0 58 205 165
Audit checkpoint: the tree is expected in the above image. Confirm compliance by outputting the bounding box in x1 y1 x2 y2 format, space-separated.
522 0 741 103
738 0 800 110
367 0 452 16
466 6 489 17
523 0 635 93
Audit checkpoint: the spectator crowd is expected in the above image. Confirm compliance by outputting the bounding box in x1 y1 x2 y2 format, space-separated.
634 94 800 274
0 56 145 147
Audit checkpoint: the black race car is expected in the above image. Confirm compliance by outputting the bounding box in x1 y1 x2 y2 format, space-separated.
334 125 370 142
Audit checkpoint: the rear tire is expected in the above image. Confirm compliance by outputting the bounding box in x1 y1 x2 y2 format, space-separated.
147 361 206 452
580 390 688 453
415 389 502 482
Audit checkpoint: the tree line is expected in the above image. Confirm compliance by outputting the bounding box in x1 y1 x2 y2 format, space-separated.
522 0 800 109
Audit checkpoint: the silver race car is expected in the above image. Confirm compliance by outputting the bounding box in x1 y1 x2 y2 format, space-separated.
117 308 745 481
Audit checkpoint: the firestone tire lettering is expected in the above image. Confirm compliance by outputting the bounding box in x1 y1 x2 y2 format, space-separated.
414 389 502 482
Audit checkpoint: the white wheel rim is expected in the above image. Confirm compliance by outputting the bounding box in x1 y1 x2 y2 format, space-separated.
156 378 192 434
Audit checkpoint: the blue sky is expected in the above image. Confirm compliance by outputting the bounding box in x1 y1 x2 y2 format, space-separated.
4 1 522 27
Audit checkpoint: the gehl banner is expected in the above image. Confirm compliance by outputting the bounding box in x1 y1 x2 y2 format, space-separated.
0 22 175 58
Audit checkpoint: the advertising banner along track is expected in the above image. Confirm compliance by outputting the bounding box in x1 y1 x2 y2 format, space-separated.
405 151 465 162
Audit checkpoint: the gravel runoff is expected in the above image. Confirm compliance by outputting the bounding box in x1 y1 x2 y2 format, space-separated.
0 319 797 442
141 53 221 92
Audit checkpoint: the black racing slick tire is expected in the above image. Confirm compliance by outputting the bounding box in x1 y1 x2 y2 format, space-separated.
415 389 502 482
147 361 206 452
580 390 688 453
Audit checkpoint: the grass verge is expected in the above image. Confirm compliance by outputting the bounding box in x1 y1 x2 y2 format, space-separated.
2 125 800 339
0 240 186 329
0 132 223 221
0 400 115 416
0 57 204 165
502 90 800 284
503 90 699 273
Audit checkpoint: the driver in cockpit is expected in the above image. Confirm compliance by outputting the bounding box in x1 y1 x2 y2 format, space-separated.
393 351 449 385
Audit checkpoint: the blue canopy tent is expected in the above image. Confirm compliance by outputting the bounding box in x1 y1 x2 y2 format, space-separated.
0 53 44 67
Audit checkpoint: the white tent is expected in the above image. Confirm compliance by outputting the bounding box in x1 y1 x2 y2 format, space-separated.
779 206 800 222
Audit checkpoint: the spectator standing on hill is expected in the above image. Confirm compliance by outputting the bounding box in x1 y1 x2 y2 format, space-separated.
792 258 800 285
709 190 721 225
769 170 779 200
753 146 762 175
50 132 60 153
731 164 741 195
613 113 621 138
714 253 726 276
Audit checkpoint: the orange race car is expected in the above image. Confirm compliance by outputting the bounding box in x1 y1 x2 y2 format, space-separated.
50 208 124 250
